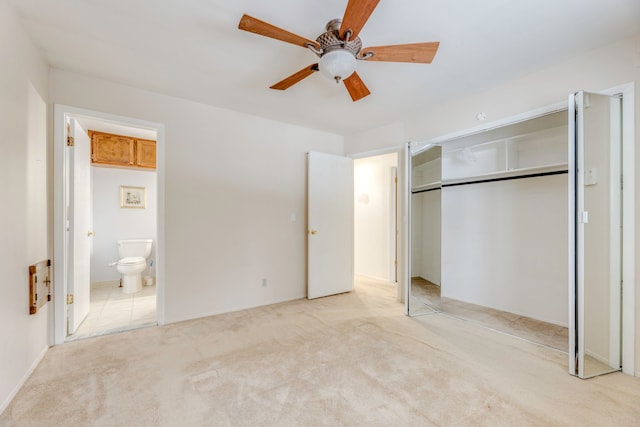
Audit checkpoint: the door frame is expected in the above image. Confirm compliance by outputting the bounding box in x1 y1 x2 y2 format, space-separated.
349 146 406 301
53 104 166 345
66 118 92 334
390 165 398 283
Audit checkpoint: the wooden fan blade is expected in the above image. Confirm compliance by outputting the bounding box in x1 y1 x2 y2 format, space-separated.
339 0 380 40
359 42 440 63
238 14 320 49
343 72 371 102
270 64 319 90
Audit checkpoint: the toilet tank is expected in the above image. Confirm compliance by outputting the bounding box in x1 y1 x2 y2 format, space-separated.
118 239 153 258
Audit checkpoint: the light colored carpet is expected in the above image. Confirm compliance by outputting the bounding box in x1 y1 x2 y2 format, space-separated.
2 278 640 426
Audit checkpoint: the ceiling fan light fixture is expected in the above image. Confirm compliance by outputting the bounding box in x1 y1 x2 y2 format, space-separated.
319 49 357 83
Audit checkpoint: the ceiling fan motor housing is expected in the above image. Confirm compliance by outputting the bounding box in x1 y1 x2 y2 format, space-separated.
316 19 362 57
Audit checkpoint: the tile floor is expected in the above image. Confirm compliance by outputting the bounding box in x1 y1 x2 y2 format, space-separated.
70 281 157 340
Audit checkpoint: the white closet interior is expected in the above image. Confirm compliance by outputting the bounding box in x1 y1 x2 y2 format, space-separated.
412 110 570 334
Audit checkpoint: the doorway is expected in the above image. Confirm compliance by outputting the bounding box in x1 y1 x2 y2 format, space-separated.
53 105 165 345
353 152 399 284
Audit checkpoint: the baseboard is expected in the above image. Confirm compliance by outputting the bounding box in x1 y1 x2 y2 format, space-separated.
166 293 307 325
0 345 49 414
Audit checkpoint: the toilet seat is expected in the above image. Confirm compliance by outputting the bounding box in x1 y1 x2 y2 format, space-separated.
118 256 146 267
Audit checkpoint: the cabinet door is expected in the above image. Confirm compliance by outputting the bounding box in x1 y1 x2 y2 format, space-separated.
136 138 156 169
91 132 135 166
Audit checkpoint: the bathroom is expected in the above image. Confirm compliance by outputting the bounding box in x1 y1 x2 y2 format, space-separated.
71 118 158 339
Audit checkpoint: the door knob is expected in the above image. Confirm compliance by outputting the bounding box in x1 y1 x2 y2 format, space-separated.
87 231 95 237
310 230 318 235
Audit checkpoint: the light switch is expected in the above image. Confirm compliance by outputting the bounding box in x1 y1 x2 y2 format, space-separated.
585 168 597 186
290 212 297 222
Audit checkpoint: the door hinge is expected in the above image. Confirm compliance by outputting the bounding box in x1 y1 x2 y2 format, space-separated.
395 176 398 184
66 294 74 305
67 136 75 147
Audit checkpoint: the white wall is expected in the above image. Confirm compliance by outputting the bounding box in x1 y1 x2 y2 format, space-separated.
413 190 441 285
0 0 50 412
345 33 640 370
91 167 157 283
411 150 442 285
442 175 568 326
50 69 344 323
354 153 398 281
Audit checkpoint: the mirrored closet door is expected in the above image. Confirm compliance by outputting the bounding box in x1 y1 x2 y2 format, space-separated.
569 91 622 379
408 111 571 353
408 146 442 316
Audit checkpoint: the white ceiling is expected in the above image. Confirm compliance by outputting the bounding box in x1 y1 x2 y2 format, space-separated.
9 0 640 135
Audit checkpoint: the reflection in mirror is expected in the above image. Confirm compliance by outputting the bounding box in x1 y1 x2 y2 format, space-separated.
409 146 442 316
409 111 573 354
578 92 622 378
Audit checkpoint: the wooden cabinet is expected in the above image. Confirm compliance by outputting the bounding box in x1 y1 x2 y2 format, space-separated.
89 131 156 170
136 138 156 169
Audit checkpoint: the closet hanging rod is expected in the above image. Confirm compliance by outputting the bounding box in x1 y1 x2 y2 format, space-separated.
442 169 568 188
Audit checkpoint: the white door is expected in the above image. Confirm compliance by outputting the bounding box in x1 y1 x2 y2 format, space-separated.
569 91 622 378
307 152 354 299
67 119 92 334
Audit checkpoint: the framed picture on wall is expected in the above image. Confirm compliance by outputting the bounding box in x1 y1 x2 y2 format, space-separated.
120 186 146 209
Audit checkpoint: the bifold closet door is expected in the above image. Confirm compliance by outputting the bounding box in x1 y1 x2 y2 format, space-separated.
569 91 622 378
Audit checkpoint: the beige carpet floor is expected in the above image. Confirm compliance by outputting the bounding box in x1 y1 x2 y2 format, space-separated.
2 278 640 426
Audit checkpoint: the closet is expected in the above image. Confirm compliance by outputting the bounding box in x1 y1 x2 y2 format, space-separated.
410 111 569 349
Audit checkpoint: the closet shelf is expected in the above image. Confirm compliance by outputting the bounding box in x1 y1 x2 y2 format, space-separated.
411 181 442 192
442 163 568 186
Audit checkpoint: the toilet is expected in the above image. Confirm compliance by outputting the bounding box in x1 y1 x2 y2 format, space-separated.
116 239 153 294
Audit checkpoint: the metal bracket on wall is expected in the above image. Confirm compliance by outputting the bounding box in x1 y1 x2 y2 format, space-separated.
29 259 52 315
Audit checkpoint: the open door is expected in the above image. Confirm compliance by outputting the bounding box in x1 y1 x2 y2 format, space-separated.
569 91 622 378
67 119 92 334
307 151 354 299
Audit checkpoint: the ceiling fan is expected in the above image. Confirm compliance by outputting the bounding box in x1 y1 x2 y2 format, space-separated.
238 0 440 102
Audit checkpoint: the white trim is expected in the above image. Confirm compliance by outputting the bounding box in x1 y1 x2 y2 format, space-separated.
0 346 48 413
348 145 404 159
608 97 622 368
389 166 398 283
403 143 411 313
568 93 577 376
576 91 586 378
53 105 166 345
